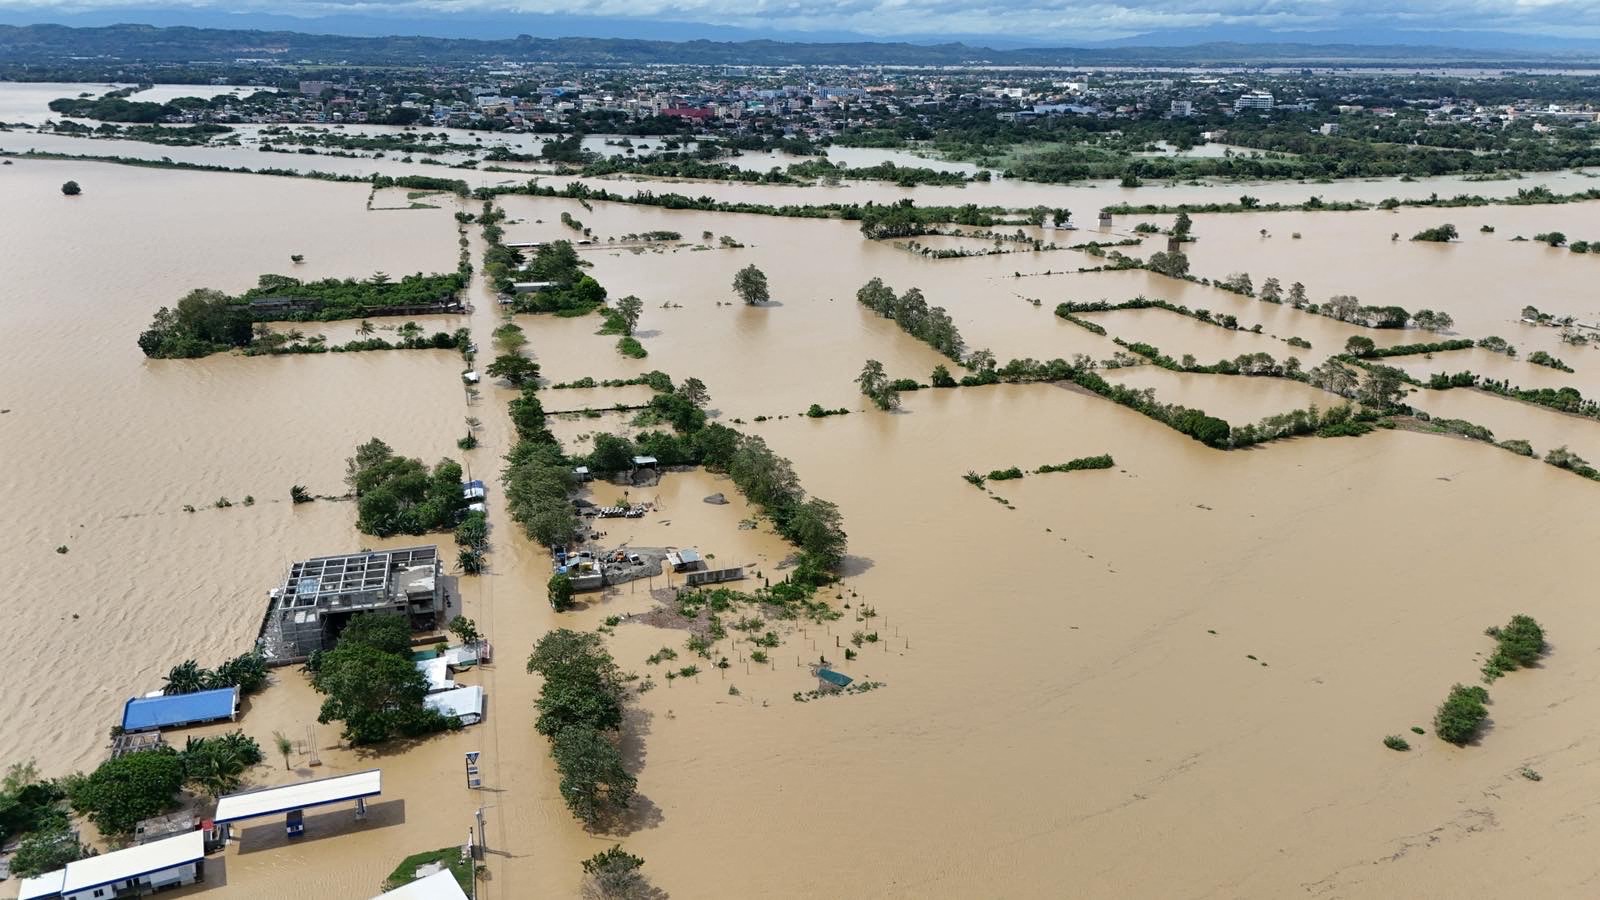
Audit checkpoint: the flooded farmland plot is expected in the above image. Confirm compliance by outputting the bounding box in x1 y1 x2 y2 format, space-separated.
7 100 1600 900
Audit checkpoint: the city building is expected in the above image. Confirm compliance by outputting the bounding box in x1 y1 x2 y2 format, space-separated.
1234 91 1275 112
1170 99 1194 117
262 546 443 659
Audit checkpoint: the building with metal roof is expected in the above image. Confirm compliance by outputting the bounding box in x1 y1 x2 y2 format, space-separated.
23 830 206 900
425 685 485 726
121 686 239 733
262 546 443 659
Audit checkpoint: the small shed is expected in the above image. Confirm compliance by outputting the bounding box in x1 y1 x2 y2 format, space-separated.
461 370 480 384
666 548 704 573
631 455 658 470
121 686 239 733
572 465 592 482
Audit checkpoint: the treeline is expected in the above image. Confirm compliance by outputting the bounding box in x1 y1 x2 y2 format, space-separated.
856 277 965 361
137 273 467 359
370 173 471 197
966 454 1116 485
475 179 1011 234
526 630 635 828
787 158 970 187
162 652 268 696
1350 337 1475 359
238 272 467 320
346 437 466 537
1424 372 1600 422
1112 338 1306 380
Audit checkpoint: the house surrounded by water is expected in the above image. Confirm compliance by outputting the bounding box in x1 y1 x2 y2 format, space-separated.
262 546 444 659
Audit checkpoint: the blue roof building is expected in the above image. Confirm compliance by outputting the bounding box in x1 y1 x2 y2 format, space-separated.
121 686 239 732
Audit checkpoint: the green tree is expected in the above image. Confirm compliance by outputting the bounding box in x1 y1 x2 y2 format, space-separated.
615 295 644 335
60 180 81 196
589 433 637 473
68 749 184 836
930 364 957 388
162 660 207 695
1148 250 1190 278
676 376 709 407
338 613 413 656
492 321 527 353
313 642 445 745
1343 335 1377 357
179 733 261 800
1357 365 1407 411
487 353 540 386
856 359 898 410
551 725 636 828
272 730 295 771
548 573 576 612
1171 211 1192 239
449 615 481 647
9 825 91 877
581 845 651 900
1434 683 1489 745
788 497 848 571
732 264 770 305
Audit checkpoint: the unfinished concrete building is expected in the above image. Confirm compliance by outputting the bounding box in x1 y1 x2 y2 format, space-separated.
261 546 442 659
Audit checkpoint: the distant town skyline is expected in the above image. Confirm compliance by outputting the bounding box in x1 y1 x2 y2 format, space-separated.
2 0 1600 48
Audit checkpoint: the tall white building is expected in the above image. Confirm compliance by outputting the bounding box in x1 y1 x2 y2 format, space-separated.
1234 91 1275 112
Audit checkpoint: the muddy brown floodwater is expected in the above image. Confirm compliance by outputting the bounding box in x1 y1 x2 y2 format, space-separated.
5 131 1600 900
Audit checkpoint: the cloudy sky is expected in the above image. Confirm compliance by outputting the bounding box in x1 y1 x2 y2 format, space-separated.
2 0 1599 44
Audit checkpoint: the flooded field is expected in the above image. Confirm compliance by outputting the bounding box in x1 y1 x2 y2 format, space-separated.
6 82 1600 898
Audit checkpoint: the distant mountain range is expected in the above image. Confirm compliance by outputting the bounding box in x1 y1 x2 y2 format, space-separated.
1 22 1598 68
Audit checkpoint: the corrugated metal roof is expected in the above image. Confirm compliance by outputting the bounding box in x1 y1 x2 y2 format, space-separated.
425 685 484 724
121 687 238 732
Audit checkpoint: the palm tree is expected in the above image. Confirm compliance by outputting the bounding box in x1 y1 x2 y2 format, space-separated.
163 661 206 696
272 731 294 771
183 739 246 800
358 319 375 336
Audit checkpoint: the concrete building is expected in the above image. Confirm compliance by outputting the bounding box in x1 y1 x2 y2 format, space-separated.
263 547 443 659
1170 99 1194 117
1234 91 1275 112
1319 122 1341 135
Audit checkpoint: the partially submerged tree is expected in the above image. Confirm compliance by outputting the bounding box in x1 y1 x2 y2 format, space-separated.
67 749 184 836
856 359 899 410
615 295 644 335
732 264 770 305
581 845 654 900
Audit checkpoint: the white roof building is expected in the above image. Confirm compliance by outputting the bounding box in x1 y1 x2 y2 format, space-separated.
214 769 382 824
417 656 457 693
26 830 206 900
425 685 485 725
374 869 471 900
17 870 65 900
